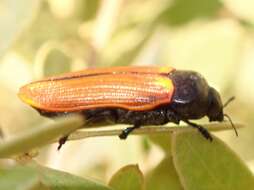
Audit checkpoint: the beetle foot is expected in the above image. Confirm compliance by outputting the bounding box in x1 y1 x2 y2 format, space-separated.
118 124 141 140
57 135 69 150
119 128 131 139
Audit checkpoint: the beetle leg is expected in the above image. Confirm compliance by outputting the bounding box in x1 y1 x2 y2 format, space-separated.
183 120 213 141
57 135 69 150
119 123 141 140
166 110 180 124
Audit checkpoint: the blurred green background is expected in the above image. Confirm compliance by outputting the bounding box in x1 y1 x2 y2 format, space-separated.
0 0 254 184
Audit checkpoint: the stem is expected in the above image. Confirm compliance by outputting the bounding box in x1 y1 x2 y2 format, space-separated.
64 122 244 142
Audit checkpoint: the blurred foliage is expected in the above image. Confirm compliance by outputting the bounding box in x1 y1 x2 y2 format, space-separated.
160 0 222 26
1 0 254 189
0 0 41 57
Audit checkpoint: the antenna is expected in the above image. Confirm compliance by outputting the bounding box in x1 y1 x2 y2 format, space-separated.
223 96 235 108
224 113 238 136
223 96 238 136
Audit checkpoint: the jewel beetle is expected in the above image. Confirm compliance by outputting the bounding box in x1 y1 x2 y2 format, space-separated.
18 66 237 149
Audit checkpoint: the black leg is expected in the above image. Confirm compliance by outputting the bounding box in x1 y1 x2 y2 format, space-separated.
183 120 213 141
57 135 69 150
166 110 180 124
119 124 141 140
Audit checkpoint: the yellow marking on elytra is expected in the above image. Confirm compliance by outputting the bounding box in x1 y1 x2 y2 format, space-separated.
18 93 38 108
159 67 169 72
155 77 173 91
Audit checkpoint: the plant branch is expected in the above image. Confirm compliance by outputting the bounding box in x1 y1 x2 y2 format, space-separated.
63 122 244 142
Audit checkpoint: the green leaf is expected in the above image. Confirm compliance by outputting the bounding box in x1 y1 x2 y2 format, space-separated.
36 164 112 190
0 166 48 190
148 133 172 155
172 130 254 190
146 157 183 190
109 165 144 190
0 163 112 190
160 0 222 26
0 0 41 57
0 115 84 158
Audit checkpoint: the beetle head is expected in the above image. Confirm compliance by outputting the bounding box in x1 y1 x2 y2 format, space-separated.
207 87 224 122
207 90 238 136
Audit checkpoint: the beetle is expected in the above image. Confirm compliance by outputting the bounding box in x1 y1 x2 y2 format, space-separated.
18 66 237 149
